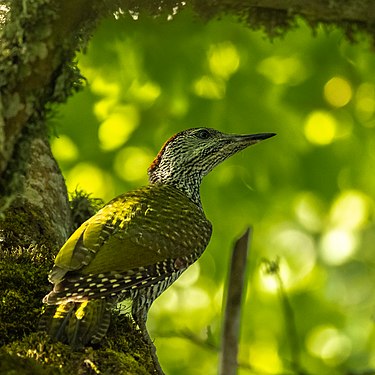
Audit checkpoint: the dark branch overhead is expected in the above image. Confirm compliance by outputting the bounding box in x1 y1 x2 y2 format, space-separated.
191 0 375 38
191 0 375 23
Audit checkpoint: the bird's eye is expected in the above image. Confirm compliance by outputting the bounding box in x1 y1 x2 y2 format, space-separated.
195 129 211 139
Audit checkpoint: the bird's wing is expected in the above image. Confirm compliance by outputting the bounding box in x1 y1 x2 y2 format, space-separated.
81 186 213 275
49 185 212 285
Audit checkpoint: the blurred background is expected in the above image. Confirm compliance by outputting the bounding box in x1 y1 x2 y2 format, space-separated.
49 9 375 375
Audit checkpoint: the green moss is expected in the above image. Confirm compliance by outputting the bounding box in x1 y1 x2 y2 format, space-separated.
0 244 52 346
0 201 59 250
0 197 59 346
0 351 59 375
0 241 155 373
69 189 104 231
0 318 155 375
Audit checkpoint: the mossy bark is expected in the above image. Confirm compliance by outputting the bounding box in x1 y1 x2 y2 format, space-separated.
0 0 374 374
0 1 156 374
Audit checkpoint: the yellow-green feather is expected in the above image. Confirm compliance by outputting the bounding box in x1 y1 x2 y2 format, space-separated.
54 221 90 271
51 184 211 283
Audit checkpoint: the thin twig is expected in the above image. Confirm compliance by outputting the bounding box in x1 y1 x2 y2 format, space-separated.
263 259 307 375
276 272 305 375
219 227 252 375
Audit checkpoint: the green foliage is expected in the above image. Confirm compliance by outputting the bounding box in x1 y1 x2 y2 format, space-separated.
49 9 375 375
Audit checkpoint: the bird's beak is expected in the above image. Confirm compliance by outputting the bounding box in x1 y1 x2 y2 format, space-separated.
230 132 276 145
211 131 276 164
199 130 276 177
220 132 276 153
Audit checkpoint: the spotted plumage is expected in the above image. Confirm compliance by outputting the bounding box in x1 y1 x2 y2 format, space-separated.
41 127 275 348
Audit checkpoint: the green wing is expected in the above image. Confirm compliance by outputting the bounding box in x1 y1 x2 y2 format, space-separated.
50 185 212 283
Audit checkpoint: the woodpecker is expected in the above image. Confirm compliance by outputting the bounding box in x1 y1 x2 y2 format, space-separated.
42 127 275 348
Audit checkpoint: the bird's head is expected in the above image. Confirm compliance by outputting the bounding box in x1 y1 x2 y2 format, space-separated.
148 127 275 204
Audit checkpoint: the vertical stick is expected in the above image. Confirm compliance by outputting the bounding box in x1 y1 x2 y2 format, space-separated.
219 227 252 375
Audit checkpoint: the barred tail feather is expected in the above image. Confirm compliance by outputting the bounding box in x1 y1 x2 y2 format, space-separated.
39 300 113 349
43 258 187 305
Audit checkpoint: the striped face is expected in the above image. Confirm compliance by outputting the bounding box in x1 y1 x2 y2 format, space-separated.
148 127 275 206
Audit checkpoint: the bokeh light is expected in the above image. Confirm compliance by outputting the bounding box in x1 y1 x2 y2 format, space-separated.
262 226 316 291
320 228 359 266
114 146 152 182
193 75 225 99
91 75 120 101
306 325 352 366
324 76 352 108
51 135 79 162
293 192 325 232
356 82 375 122
304 110 337 145
208 42 240 79
257 55 308 85
67 163 114 200
248 339 282 373
98 106 139 150
329 190 371 230
128 80 161 105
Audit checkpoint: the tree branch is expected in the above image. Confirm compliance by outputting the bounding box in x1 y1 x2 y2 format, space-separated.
192 0 375 39
219 227 252 375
